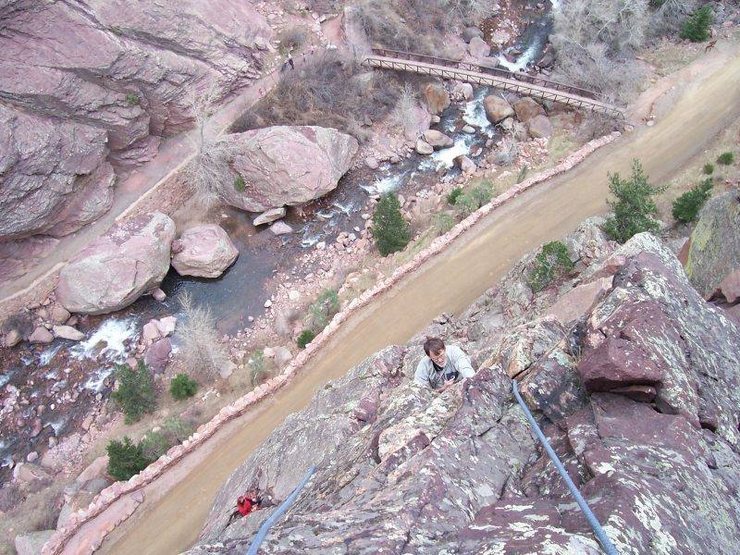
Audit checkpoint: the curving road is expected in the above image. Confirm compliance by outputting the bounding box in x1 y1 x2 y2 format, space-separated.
97 43 740 555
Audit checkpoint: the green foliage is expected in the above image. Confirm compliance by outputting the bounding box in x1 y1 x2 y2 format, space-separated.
372 193 411 256
307 289 340 331
716 151 735 165
680 6 713 42
433 212 456 235
160 416 194 445
106 437 153 481
516 165 529 184
234 175 246 192
455 181 494 217
702 163 714 175
602 160 665 244
111 361 157 424
125 93 140 106
528 241 575 293
447 187 463 205
248 349 268 385
170 374 198 400
297 329 316 349
672 178 713 223
139 431 170 460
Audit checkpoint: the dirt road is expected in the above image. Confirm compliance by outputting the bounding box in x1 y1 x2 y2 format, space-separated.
96 42 740 555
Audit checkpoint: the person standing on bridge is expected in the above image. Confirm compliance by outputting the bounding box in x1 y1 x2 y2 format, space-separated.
414 337 475 391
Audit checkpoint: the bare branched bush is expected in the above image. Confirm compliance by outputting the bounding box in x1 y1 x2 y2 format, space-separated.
182 85 239 209
551 0 648 102
231 51 399 140
650 0 698 36
175 291 230 381
443 0 500 26
277 26 307 53
390 83 419 130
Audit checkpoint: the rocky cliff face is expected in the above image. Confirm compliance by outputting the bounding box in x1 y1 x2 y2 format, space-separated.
188 226 740 554
0 0 271 240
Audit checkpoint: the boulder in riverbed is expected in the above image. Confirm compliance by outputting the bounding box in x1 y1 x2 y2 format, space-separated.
28 326 53 344
222 126 358 212
253 207 287 226
468 36 491 58
483 95 514 123
415 140 434 155
171 224 238 278
512 97 546 123
52 325 85 341
56 212 175 314
422 130 454 149
422 83 450 115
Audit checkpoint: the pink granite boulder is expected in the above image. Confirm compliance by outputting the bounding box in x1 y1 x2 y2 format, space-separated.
56 212 176 314
222 126 359 212
171 224 238 278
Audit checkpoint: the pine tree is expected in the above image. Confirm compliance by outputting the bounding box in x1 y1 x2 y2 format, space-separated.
111 360 157 424
603 160 665 244
672 178 713 223
372 193 411 256
680 5 713 42
106 437 153 481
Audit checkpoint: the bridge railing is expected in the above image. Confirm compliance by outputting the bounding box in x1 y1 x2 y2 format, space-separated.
370 48 610 104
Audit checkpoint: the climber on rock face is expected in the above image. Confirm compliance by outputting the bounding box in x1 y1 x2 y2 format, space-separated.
414 336 475 391
225 490 262 527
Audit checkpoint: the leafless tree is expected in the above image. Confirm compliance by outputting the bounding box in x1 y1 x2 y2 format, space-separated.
550 0 649 102
174 291 231 381
650 0 698 36
181 84 240 209
390 82 418 130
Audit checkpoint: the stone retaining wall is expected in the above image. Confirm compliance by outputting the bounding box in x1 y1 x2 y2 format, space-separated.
42 131 621 555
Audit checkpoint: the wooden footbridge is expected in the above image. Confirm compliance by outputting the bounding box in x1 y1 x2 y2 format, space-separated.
362 48 624 119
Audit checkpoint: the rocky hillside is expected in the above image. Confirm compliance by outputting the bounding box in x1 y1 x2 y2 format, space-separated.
0 0 271 241
187 224 739 554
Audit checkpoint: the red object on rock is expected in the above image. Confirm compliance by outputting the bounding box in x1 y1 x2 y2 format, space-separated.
237 496 254 516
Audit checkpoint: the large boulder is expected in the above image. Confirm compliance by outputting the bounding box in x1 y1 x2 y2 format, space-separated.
685 190 740 298
468 36 491 58
403 104 432 141
222 126 358 212
56 212 175 314
512 97 545 123
0 1 272 241
422 129 454 149
527 114 553 138
422 83 451 115
171 224 238 278
15 530 55 555
483 95 514 124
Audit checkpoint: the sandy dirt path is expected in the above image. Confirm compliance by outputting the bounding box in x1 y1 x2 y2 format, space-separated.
93 42 740 555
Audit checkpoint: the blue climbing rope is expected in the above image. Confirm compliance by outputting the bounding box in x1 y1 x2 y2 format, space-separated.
512 380 619 555
246 466 316 555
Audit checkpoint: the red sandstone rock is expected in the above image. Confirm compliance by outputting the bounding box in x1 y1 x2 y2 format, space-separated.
0 1 271 242
578 336 663 391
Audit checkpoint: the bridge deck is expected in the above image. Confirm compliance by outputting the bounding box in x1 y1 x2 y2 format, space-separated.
362 54 624 119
